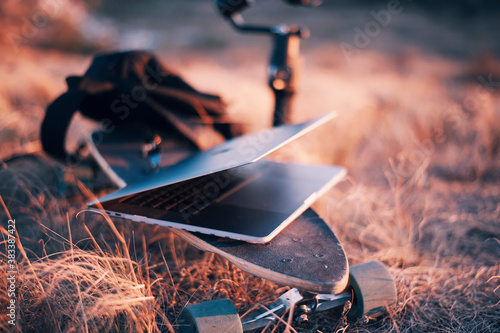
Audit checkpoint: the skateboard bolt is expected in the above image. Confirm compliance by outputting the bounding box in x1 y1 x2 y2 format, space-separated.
296 314 308 324
298 304 310 313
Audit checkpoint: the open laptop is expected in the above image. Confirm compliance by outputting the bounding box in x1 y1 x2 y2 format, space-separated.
89 113 346 243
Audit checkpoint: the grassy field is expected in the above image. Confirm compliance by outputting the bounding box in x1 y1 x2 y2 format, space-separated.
1 1 499 332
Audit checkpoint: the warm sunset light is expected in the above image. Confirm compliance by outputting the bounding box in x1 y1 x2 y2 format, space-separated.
0 1 499 332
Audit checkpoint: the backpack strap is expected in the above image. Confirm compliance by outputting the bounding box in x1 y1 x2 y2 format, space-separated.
40 87 86 162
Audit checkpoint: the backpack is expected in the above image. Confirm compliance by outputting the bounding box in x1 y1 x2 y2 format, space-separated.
41 50 241 162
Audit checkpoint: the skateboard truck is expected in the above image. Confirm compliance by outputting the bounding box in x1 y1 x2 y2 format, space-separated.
239 288 351 330
240 288 304 331
179 261 397 332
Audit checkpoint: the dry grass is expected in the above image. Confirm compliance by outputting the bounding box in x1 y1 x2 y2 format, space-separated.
1 6 500 331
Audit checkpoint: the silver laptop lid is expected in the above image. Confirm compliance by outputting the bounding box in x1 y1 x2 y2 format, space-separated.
92 112 336 205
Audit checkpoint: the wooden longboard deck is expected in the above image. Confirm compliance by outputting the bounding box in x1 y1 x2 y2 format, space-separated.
173 208 348 294
87 128 348 294
87 125 196 188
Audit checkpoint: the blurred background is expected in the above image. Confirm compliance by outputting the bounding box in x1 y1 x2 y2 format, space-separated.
2 0 500 55
1 0 500 154
1 1 499 332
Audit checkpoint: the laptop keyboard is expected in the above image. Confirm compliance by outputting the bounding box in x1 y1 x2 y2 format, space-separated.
120 171 247 215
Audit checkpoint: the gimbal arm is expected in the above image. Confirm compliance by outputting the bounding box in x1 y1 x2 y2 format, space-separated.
213 0 314 126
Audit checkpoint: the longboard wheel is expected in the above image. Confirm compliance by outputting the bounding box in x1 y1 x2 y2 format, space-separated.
178 299 243 333
347 261 397 321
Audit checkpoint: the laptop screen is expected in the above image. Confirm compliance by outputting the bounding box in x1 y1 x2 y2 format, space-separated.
91 113 336 205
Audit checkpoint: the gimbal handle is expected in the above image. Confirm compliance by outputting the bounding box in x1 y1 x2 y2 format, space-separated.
213 0 313 126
